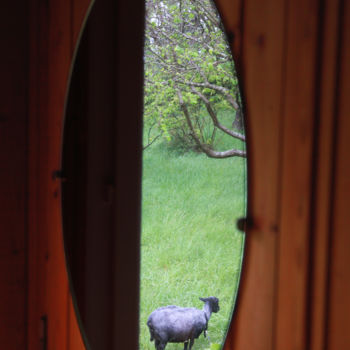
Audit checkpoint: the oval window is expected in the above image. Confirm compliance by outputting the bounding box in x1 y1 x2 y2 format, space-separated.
140 1 247 349
61 1 245 349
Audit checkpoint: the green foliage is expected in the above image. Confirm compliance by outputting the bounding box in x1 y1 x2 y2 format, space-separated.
209 344 222 350
139 145 246 349
144 0 245 155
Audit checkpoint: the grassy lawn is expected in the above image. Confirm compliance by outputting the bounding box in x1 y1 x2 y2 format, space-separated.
139 141 246 349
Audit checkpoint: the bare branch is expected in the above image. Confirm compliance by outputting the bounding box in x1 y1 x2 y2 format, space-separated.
143 131 163 150
176 88 246 158
200 148 246 158
190 87 245 141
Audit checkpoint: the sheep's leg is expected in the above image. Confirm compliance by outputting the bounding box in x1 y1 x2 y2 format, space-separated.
183 341 188 350
188 338 195 350
155 340 167 350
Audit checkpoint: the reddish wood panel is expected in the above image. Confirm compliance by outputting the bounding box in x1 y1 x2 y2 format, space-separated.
215 0 243 63
0 1 28 349
230 1 285 349
275 0 319 348
309 0 341 348
327 0 350 348
28 0 91 349
45 0 72 346
27 0 49 348
218 1 350 350
217 0 286 349
68 297 86 350
22 1 350 350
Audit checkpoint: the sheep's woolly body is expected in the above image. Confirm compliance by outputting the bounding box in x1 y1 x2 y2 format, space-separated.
148 306 207 342
147 296 219 350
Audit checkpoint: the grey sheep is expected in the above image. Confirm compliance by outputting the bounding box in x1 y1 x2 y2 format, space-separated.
147 296 220 350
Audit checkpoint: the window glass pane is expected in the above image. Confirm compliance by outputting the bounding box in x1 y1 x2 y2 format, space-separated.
140 1 247 349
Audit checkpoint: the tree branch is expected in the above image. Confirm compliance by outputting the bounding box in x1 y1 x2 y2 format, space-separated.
143 131 163 150
176 88 246 158
190 87 245 141
175 79 239 110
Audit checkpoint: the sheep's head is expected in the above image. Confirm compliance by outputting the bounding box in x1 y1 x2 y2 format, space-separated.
200 296 220 313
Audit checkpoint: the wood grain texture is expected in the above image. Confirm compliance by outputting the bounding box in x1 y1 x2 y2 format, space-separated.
327 0 350 348
217 0 286 349
113 0 144 347
22 1 350 350
28 0 49 348
215 0 243 63
309 0 341 348
68 297 86 350
275 0 319 348
45 1 72 348
0 1 28 348
28 0 90 349
216 1 349 350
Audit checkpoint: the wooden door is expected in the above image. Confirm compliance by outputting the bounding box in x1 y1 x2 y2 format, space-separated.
28 0 91 349
24 0 350 349
216 0 350 349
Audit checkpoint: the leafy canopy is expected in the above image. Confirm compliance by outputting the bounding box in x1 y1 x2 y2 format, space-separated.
144 0 246 158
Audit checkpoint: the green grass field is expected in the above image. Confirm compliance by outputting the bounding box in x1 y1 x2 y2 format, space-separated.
139 140 246 349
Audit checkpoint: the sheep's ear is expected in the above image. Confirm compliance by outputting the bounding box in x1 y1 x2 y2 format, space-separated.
199 297 206 302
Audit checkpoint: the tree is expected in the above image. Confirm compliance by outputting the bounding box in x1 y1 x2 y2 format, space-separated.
144 0 246 158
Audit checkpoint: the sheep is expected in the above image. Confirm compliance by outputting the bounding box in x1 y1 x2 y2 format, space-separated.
147 296 220 350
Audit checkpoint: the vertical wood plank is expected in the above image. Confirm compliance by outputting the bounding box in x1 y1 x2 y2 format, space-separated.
46 0 72 346
83 2 116 346
215 0 243 63
0 1 28 348
234 1 285 348
276 0 319 349
309 0 340 348
28 0 88 349
68 296 86 350
28 0 50 348
327 1 350 348
218 0 286 349
113 0 144 348
23 2 350 350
